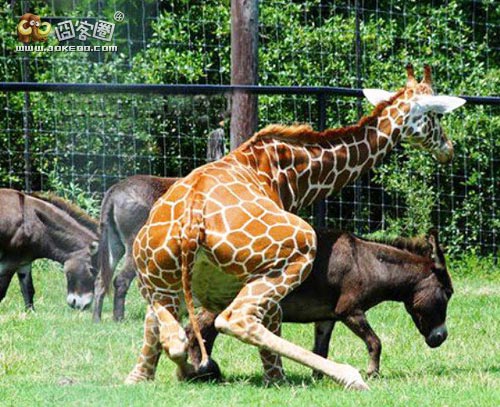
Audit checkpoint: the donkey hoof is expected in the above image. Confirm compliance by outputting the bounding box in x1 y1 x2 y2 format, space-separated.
190 358 223 382
175 364 197 382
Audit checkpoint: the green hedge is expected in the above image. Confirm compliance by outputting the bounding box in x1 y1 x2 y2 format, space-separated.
0 0 497 256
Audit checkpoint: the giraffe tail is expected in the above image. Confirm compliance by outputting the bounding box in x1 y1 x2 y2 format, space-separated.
180 210 222 381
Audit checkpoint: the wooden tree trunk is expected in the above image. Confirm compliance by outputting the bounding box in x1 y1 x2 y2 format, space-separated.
230 0 259 150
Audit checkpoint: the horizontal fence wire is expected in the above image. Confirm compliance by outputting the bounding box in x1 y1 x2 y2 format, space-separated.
0 85 497 258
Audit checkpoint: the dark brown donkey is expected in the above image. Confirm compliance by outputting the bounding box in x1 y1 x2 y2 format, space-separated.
0 189 99 310
93 175 179 322
187 229 453 378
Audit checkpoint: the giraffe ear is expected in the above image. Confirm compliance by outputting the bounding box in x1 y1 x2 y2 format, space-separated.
414 95 466 114
363 89 396 106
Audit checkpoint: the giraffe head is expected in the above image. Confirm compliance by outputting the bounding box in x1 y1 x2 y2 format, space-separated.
363 64 466 164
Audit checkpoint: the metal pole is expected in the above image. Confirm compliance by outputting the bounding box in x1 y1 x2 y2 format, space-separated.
21 1 32 192
314 93 327 228
354 0 363 231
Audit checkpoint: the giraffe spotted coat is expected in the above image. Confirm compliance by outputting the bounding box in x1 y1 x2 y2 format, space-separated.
127 65 465 390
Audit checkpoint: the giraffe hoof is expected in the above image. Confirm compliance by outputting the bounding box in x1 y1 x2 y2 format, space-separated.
125 369 154 384
345 380 370 391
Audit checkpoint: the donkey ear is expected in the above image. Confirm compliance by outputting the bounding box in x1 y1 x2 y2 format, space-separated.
363 89 396 106
415 95 466 114
427 229 445 269
90 240 99 256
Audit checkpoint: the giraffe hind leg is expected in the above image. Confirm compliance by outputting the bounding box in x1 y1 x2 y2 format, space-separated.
259 301 285 383
125 305 162 384
152 295 197 381
215 255 369 390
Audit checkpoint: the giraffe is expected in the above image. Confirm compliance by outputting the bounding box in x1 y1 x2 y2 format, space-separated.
126 64 465 390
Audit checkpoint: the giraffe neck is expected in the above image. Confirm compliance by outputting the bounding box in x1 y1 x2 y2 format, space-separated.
235 98 412 212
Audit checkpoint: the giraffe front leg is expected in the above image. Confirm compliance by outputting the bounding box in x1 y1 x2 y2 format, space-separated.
125 305 162 384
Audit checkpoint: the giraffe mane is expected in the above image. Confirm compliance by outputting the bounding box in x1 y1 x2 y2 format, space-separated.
251 88 406 144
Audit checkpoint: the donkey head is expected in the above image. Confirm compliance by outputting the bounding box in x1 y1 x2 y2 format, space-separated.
65 241 99 310
405 229 453 348
363 64 466 164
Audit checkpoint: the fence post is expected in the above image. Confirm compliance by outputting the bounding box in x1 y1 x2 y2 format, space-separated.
21 2 32 192
230 0 259 150
314 92 327 228
354 0 363 231
22 89 31 193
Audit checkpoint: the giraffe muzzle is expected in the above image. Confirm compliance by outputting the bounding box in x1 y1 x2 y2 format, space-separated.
434 140 454 164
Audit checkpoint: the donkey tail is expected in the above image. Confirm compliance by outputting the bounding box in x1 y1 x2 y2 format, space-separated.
97 194 117 295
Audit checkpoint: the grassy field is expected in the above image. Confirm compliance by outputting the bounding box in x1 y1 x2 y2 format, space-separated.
0 258 499 407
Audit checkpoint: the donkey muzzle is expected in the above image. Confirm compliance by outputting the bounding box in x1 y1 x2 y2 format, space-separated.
425 324 448 348
67 292 93 310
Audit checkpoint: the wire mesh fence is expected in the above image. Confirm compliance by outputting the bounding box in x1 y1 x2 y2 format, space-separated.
0 1 498 257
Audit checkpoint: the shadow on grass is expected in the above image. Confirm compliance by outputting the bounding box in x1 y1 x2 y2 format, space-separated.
196 363 500 388
380 364 500 380
193 372 319 388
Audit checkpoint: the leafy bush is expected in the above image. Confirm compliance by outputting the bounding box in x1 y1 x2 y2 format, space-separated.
0 0 497 257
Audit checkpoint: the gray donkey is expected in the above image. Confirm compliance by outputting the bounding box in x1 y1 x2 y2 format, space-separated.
0 189 99 310
92 175 179 322
92 128 225 322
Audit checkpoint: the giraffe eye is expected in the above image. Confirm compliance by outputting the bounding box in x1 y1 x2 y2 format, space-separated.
436 113 444 120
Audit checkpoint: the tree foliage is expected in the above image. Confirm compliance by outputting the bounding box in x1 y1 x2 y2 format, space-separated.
0 0 497 255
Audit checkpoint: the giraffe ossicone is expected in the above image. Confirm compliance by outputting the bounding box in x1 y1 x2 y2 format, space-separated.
127 64 465 390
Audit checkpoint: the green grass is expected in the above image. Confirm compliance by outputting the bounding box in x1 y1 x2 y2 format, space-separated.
0 259 499 407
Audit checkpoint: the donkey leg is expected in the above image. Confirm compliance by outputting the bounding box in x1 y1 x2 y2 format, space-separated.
125 305 162 383
17 264 35 310
112 254 136 322
312 320 336 379
93 236 124 323
343 312 382 377
186 309 220 369
92 279 106 323
0 268 16 303
215 261 368 390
